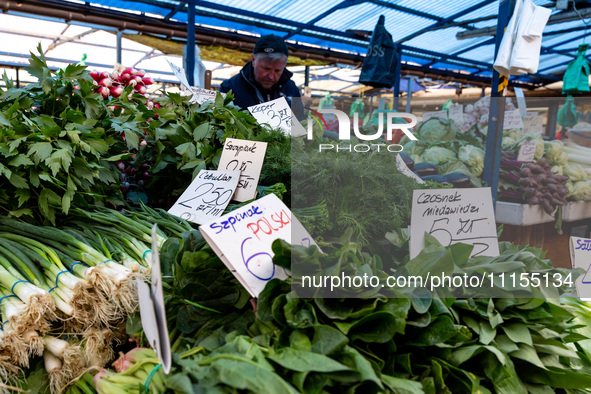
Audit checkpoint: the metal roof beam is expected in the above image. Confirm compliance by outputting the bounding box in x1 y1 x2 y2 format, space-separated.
400 44 492 69
283 0 362 40
180 0 361 40
397 0 494 43
164 2 186 21
422 37 495 67
457 6 591 39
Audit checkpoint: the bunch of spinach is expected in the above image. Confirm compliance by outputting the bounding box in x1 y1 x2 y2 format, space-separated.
0 46 132 225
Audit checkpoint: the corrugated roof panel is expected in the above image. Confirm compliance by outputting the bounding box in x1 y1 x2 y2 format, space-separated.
537 54 574 71
428 61 481 74
458 43 497 63
543 30 589 48
396 0 489 19
404 27 493 55
315 3 433 42
288 33 366 54
88 0 170 17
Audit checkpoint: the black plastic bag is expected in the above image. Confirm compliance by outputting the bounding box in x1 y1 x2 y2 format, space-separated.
359 15 400 88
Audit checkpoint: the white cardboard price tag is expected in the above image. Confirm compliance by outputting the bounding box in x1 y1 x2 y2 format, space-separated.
396 154 425 184
522 115 544 136
137 225 171 373
514 87 527 119
517 140 537 162
186 87 226 105
168 169 240 224
247 97 306 136
409 188 500 259
422 110 447 122
217 138 268 202
199 194 317 297
166 59 191 91
570 236 591 301
503 110 524 130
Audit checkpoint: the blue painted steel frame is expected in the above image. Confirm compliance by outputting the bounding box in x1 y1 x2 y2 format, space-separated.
186 3 196 86
482 0 514 208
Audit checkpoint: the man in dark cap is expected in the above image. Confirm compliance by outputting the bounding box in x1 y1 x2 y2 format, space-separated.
220 34 301 113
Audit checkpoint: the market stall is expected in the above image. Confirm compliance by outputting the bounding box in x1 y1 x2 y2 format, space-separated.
1 1 591 393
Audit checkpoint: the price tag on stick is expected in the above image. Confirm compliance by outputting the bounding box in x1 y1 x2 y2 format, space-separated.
570 237 591 301
199 194 317 297
409 188 500 259
168 170 240 224
217 138 268 202
136 225 171 373
248 97 306 136
166 59 191 91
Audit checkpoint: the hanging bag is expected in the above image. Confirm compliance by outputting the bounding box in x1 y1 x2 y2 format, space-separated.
562 44 590 94
359 15 400 88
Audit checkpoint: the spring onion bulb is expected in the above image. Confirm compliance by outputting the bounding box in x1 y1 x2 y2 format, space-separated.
43 349 65 394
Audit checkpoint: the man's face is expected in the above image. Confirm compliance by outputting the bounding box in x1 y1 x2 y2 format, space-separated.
251 54 288 90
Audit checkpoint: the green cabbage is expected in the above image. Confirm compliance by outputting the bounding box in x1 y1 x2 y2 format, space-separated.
525 134 545 160
438 160 474 177
502 137 516 148
416 118 458 143
402 140 427 156
564 163 589 181
569 180 591 201
551 165 564 175
503 128 522 141
544 140 564 165
420 146 457 165
458 145 485 176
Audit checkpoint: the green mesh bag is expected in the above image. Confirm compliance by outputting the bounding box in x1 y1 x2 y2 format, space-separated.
557 95 578 128
563 44 590 95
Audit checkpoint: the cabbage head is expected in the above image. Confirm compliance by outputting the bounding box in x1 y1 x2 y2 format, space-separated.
544 140 564 164
421 146 457 165
569 180 591 201
564 163 589 181
502 137 516 148
416 118 457 143
551 165 564 175
503 128 521 141
402 140 427 156
458 145 485 176
525 134 544 160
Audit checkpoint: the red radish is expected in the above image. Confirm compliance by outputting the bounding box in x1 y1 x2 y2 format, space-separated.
142 77 153 85
135 85 147 95
92 80 99 86
90 70 100 81
154 103 161 109
110 86 123 98
137 69 146 77
121 73 131 83
133 76 143 84
122 67 134 75
100 71 109 80
146 101 154 110
128 79 137 87
111 71 120 80
130 68 138 75
98 86 110 98
99 78 113 87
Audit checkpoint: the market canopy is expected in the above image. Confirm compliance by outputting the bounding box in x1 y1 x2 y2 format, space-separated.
0 0 590 90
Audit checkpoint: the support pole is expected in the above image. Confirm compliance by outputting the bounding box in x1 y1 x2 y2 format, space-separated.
186 3 196 86
304 65 310 87
482 0 514 208
392 45 402 111
15 67 19 88
405 77 413 113
116 30 122 64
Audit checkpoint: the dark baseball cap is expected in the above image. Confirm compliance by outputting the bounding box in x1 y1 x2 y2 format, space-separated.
253 35 289 56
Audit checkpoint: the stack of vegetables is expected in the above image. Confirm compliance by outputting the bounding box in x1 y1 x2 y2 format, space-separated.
563 141 591 201
399 118 485 187
0 205 197 392
53 231 591 393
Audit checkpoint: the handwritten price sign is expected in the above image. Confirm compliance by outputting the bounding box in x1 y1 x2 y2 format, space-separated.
517 140 537 162
409 188 500 259
248 97 306 136
217 138 268 202
200 194 317 297
570 236 591 301
168 170 240 225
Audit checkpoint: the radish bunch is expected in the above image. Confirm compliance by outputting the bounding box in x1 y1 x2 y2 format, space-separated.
90 67 153 99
